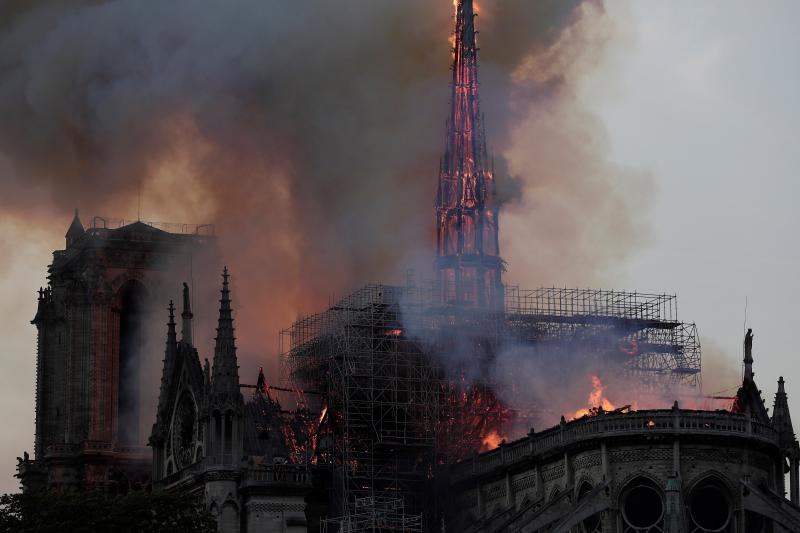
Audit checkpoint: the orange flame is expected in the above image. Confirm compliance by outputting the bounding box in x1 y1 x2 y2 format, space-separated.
570 375 616 420
480 430 503 451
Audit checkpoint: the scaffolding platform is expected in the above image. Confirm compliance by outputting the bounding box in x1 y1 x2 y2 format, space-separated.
280 282 702 523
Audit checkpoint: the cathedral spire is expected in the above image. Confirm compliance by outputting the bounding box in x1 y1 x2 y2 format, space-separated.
435 0 503 309
744 328 754 382
181 282 193 345
155 300 178 425
211 267 241 398
772 376 796 448
65 208 84 248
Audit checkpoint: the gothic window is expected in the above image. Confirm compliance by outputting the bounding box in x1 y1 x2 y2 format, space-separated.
688 477 733 533
118 280 146 445
224 411 233 462
170 392 198 470
620 478 664 533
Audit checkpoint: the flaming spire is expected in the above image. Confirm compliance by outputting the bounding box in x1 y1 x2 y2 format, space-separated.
436 0 503 309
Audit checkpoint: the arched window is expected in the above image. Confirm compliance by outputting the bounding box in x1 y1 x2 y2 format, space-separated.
688 476 733 532
213 410 222 463
619 477 664 533
118 280 146 445
224 410 233 462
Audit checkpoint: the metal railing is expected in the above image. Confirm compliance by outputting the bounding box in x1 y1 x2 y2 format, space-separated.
90 216 215 236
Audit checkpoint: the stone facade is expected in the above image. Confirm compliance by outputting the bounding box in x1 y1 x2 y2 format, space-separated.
17 214 213 492
149 271 310 533
444 366 800 532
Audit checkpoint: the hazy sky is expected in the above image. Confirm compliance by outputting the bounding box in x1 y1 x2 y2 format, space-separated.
2 2 800 493
590 1 800 402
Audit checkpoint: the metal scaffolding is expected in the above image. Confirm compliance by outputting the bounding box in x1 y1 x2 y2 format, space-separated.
320 497 423 533
503 286 701 389
280 282 702 523
282 285 439 519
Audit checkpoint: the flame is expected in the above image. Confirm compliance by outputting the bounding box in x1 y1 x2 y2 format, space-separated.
570 375 616 420
480 430 503 451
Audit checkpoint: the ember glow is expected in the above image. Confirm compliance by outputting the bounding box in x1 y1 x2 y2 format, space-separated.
439 380 511 460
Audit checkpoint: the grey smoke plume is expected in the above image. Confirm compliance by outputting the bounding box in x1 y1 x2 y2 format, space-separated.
0 0 648 381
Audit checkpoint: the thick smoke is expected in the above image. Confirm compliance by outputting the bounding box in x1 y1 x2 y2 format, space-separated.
0 0 648 384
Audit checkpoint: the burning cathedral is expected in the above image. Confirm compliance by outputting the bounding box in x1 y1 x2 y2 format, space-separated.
15 1 800 532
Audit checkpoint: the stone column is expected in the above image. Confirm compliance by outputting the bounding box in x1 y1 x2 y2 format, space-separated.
534 464 544 501
600 441 608 481
672 440 680 477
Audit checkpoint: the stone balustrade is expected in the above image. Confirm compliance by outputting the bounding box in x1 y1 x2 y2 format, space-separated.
449 408 778 483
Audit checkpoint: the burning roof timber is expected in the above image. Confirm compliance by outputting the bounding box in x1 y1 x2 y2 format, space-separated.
279 280 702 517
279 0 702 525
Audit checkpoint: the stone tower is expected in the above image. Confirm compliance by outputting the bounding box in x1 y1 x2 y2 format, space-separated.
435 0 504 309
18 213 214 492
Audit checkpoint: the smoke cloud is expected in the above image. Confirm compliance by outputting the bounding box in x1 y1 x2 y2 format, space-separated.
0 0 650 384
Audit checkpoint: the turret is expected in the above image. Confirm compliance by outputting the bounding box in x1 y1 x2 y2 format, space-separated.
732 328 769 423
208 267 243 469
773 376 800 505
181 282 193 345
65 209 84 248
153 301 178 432
772 377 795 447
744 327 754 382
211 267 241 400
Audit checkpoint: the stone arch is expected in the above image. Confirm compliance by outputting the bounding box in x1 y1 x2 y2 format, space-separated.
617 475 665 532
110 270 150 297
574 474 596 499
685 472 735 532
685 469 737 499
612 470 664 503
218 497 240 533
116 278 148 445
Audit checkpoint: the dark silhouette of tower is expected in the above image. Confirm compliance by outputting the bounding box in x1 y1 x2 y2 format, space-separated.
435 0 504 309
20 213 214 491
